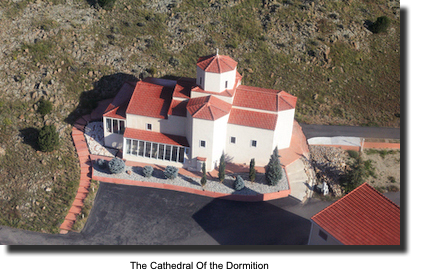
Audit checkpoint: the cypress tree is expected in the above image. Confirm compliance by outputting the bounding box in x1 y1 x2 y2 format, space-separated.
201 162 207 188
249 158 256 182
218 153 226 183
265 147 282 186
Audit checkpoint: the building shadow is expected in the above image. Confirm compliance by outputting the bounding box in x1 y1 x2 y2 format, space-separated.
65 73 139 125
192 198 311 245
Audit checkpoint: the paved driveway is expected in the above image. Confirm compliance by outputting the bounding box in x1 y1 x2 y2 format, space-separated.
1 183 336 245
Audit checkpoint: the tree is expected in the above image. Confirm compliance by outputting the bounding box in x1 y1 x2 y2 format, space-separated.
249 158 256 182
265 147 282 186
201 162 207 188
370 16 390 34
340 156 366 193
218 153 226 183
38 125 59 152
37 98 53 116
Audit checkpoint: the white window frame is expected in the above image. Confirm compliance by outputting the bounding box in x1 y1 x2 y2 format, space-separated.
105 117 125 134
146 123 152 131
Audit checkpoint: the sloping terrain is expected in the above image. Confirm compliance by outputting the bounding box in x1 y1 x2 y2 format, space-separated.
0 0 400 233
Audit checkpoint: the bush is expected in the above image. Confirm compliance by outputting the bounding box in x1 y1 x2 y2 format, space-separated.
370 16 390 34
97 159 108 169
265 147 282 186
164 166 178 179
38 125 59 152
340 156 365 193
218 153 226 183
143 166 154 178
37 98 52 116
98 0 116 9
234 175 245 191
108 157 125 174
346 150 359 159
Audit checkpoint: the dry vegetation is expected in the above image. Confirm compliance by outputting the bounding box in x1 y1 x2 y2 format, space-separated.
0 0 400 233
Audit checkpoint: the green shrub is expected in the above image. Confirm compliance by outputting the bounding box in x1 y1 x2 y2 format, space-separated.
143 166 154 178
265 147 282 186
38 125 59 152
98 0 116 9
108 157 125 174
370 16 390 34
97 158 107 169
37 98 53 116
340 156 365 193
346 150 359 159
234 175 245 191
218 153 226 183
249 158 256 182
164 166 178 179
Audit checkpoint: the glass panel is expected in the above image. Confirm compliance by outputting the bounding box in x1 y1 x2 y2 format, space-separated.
171 146 178 162
138 141 145 156
125 139 131 154
131 140 138 155
106 119 112 133
178 147 185 163
152 143 158 159
145 142 151 158
165 145 172 161
113 119 118 134
158 144 164 159
119 120 125 134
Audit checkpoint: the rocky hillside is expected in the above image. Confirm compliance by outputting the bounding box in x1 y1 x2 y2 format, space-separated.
0 0 400 233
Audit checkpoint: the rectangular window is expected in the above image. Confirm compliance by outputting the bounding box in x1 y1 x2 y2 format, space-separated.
113 119 118 133
200 140 206 148
319 230 328 241
199 77 202 85
178 147 185 163
125 139 131 154
225 81 228 88
119 120 125 134
131 140 138 155
145 142 151 158
165 145 172 161
230 137 236 144
152 143 158 159
138 141 145 156
146 123 152 130
171 146 178 162
158 144 165 160
106 118 112 133
251 140 257 147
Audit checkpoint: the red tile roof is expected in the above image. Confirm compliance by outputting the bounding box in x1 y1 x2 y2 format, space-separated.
173 77 195 99
311 183 400 245
124 128 189 147
126 81 173 119
228 108 278 130
233 85 297 112
197 54 238 73
103 82 135 119
187 95 232 121
168 99 188 117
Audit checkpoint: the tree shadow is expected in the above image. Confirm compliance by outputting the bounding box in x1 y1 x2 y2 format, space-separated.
192 198 311 245
19 127 40 151
65 73 139 125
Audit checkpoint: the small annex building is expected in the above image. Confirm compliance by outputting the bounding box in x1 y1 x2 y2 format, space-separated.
308 183 400 245
102 53 297 171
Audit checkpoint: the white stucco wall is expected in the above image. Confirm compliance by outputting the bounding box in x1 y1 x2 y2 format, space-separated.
308 222 343 245
273 108 295 149
126 114 187 137
196 66 236 93
225 124 275 166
